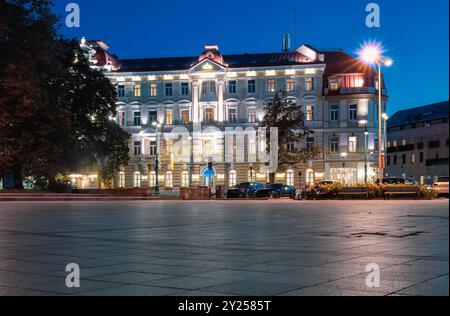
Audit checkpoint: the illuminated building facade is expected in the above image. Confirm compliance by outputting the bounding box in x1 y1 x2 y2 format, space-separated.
80 39 388 189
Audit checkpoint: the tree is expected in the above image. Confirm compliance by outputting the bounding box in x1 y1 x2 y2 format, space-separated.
262 90 322 184
0 0 130 189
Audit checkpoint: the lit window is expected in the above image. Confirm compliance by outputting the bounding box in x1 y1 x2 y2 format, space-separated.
349 104 358 121
165 83 173 96
181 109 190 125
349 136 357 153
286 169 295 186
181 82 189 96
306 169 314 185
149 171 156 188
133 172 141 188
134 84 141 97
181 171 189 188
165 171 173 188
134 141 141 156
248 80 256 93
411 153 416 164
330 81 339 91
229 170 237 187
267 79 275 93
286 79 295 92
118 171 125 188
247 108 256 123
150 83 157 97
306 105 314 121
228 80 237 94
133 111 141 126
118 85 125 97
204 108 214 122
228 108 237 123
166 110 173 125
203 139 215 155
249 138 257 155
306 77 314 91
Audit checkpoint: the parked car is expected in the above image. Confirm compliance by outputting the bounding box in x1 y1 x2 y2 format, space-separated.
226 182 265 198
433 177 449 197
382 177 418 185
265 183 296 199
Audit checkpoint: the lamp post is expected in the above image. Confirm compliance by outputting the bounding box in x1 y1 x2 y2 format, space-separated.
359 120 369 183
152 121 162 195
382 113 389 177
359 43 393 181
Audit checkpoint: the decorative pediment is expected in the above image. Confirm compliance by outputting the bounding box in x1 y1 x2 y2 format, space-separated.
188 58 227 73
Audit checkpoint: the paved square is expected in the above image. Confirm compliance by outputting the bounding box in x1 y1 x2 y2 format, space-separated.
0 199 448 296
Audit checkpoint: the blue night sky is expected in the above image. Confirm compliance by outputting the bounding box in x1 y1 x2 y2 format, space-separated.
55 0 449 114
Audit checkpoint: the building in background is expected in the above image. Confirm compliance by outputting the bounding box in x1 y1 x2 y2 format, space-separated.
79 38 388 189
386 101 449 184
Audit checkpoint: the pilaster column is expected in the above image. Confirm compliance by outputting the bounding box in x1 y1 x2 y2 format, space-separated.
217 79 224 123
192 80 200 123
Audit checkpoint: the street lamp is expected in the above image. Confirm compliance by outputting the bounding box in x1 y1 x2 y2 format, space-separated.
152 121 162 195
381 113 389 176
358 43 393 181
359 120 369 183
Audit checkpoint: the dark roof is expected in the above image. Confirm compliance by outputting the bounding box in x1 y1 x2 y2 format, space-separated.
388 101 449 128
322 50 382 89
115 51 316 72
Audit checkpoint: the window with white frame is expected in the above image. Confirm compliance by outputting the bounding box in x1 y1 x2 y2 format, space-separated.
165 171 173 188
181 109 190 125
306 77 314 91
118 171 125 188
134 141 141 156
287 143 295 153
286 78 295 92
349 104 358 121
330 136 339 153
181 171 189 188
204 108 214 122
149 110 158 124
133 172 141 188
165 83 173 96
330 105 339 121
229 170 237 187
150 83 157 97
248 80 256 93
348 136 358 153
118 85 125 97
202 81 216 95
228 108 237 123
134 84 141 97
286 169 295 186
133 111 141 126
249 138 257 155
181 82 189 96
247 108 256 123
149 141 157 156
267 79 275 93
165 110 173 125
117 111 125 127
228 80 237 94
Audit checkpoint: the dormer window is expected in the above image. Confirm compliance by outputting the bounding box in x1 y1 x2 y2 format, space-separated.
330 81 340 91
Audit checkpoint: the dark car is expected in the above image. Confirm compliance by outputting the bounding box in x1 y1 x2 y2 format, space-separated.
265 183 297 199
382 177 418 185
226 182 265 199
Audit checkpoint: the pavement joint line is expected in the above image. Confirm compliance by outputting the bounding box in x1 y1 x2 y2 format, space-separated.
386 272 450 296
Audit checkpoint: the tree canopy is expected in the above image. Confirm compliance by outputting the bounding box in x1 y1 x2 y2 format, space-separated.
0 0 130 189
262 91 322 183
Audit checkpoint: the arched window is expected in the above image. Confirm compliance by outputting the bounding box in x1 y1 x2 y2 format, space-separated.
229 170 237 187
286 169 295 186
181 171 189 188
165 171 173 188
133 171 141 188
149 171 156 188
118 171 125 188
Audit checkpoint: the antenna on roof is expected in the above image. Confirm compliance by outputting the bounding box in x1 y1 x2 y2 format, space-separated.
293 7 297 47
